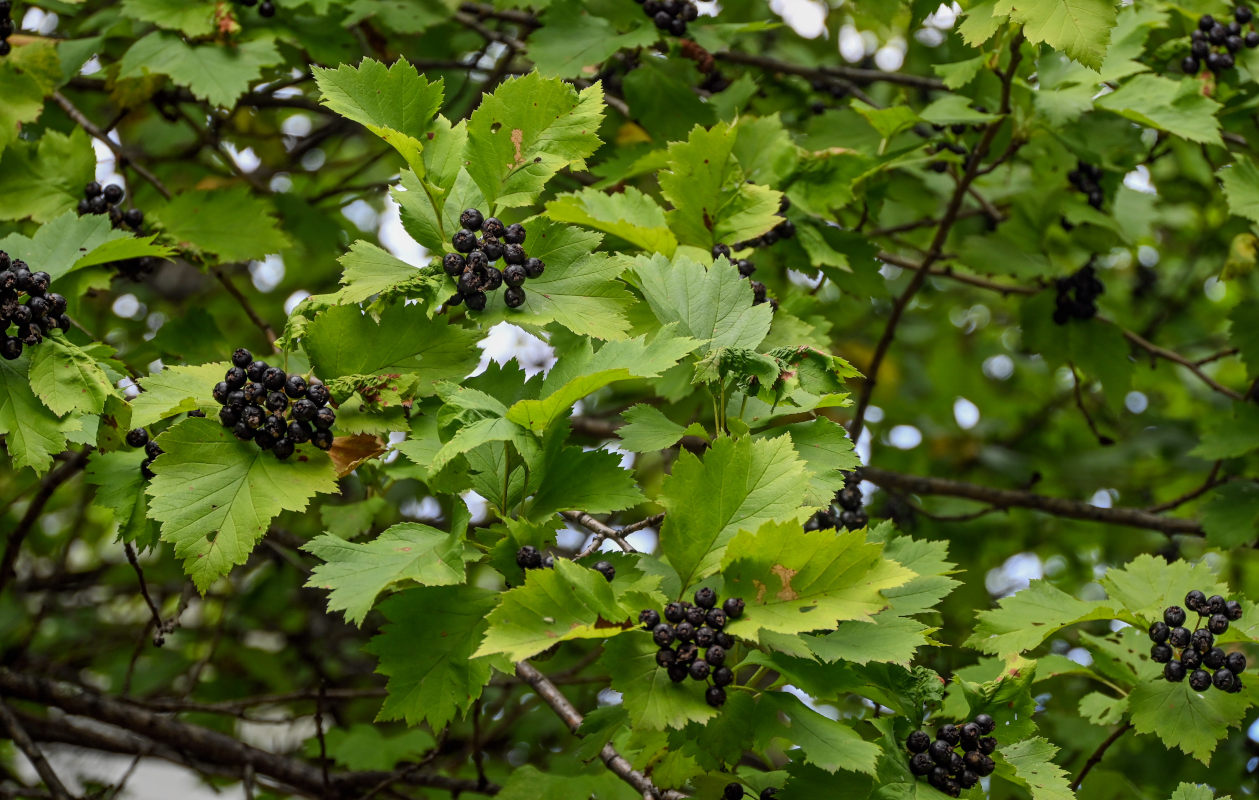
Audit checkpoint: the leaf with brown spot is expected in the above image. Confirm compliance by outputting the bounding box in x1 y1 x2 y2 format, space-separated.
328 433 388 477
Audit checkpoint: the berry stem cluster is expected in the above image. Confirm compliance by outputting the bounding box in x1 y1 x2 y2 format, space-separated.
213 348 335 458
1149 591 1246 693
634 0 698 37
77 182 159 280
806 473 868 532
1 253 70 360
638 588 744 708
1067 161 1105 210
125 428 165 479
905 715 998 797
445 210 544 312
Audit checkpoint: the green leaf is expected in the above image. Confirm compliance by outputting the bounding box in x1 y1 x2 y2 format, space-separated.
1099 554 1227 622
305 724 435 772
474 558 650 661
153 188 291 262
85 449 155 547
776 418 861 509
303 523 474 626
994 0 1115 69
722 520 916 638
465 73 604 208
366 585 496 731
504 327 698 434
119 33 282 108
496 766 631 800
120 0 218 36
1128 676 1255 763
966 580 1114 657
1200 483 1259 549
659 435 811 590
473 220 638 339
804 614 935 667
764 692 880 775
1219 158 1259 227
313 59 444 175
129 362 227 429
27 334 117 415
525 445 645 518
617 404 704 453
0 211 170 280
545 186 678 254
1095 74 1222 145
0 131 96 224
1170 783 1233 800
326 240 442 306
304 303 482 398
0 62 45 157
877 534 962 618
1191 404 1259 459
633 253 773 353
1229 300 1259 377
529 1 658 78
146 418 339 591
0 353 76 474
996 737 1075 800
603 633 718 730
659 121 783 249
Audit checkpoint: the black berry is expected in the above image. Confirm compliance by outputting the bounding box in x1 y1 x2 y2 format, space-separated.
1164 606 1186 627
722 597 744 618
125 428 149 448
460 208 484 230
1189 669 1212 691
705 686 726 707
452 229 477 253
504 286 526 308
592 561 615 581
695 587 716 608
907 731 931 753
1151 643 1172 663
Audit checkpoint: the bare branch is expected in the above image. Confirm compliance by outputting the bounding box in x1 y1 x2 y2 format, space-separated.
0 699 72 800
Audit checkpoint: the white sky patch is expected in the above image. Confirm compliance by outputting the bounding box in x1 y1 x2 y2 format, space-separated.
378 192 428 266
953 397 980 429
772 0 826 38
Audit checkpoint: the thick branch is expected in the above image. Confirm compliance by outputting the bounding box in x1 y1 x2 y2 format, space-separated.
860 466 1202 536
514 661 686 800
561 510 638 556
0 700 71 800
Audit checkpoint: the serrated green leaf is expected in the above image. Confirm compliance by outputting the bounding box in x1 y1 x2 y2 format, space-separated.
0 130 95 224
0 62 45 158
763 692 880 775
525 445 645 517
545 186 678 254
660 436 811 590
723 520 915 638
147 418 339 591
0 353 76 474
85 449 155 547
995 0 1115 69
876 533 962 617
996 737 1075 800
0 211 169 280
1191 404 1259 459
1128 676 1255 763
1095 74 1221 145
1079 691 1128 725
777 418 861 508
529 1 658 78
1219 158 1259 227
27 334 117 415
617 404 703 453
804 614 935 667
1099 554 1227 622
967 580 1114 657
496 766 632 800
119 33 282 108
633 253 772 354
326 240 441 306
120 0 217 36
659 121 783 249
129 362 227 429
153 188 291 262
1201 483 1259 549
1171 783 1233 800
465 74 604 208
366 585 496 730
303 523 474 626
603 633 718 731
313 59 444 175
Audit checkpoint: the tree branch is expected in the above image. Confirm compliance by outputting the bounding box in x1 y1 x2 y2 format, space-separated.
561 510 639 557
211 267 278 347
52 92 172 201
0 700 72 800
0 450 90 597
514 661 686 800
713 50 946 91
1070 722 1132 791
1105 318 1243 401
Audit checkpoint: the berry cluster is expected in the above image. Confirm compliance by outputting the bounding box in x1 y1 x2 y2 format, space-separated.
1183 7 1258 75
1052 264 1104 324
77 182 159 279
806 474 868 532
515 545 615 582
634 0 698 37
125 428 165 480
238 0 277 17
734 197 796 250
0 1 13 57
444 210 544 312
722 784 776 799
638 588 743 708
1067 161 1104 210
905 715 997 797
1149 591 1246 694
213 348 335 459
1 253 70 360
711 243 774 309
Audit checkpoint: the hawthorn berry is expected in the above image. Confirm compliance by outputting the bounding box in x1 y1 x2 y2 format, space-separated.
1164 606 1187 627
1186 589 1207 611
705 686 726 707
443 253 466 276
909 752 934 775
936 724 960 746
706 644 727 666
1180 647 1202 669
1208 594 1227 615
712 666 733 686
723 597 745 618
1149 621 1170 643
503 223 526 244
232 348 252 368
460 208 484 230
1208 614 1230 635
1226 651 1247 674
1204 647 1227 670
639 609 661 629
224 366 247 389
1191 629 1215 653
706 608 727 629
307 383 331 407
664 602 685 623
125 428 150 448
291 398 317 422
452 229 478 253
695 587 717 608
928 740 953 764
247 360 269 382
688 659 710 680
907 731 931 753
503 263 527 288
482 217 506 238
695 626 716 648
652 623 675 647
655 648 676 668
523 258 546 278
1226 599 1244 620
723 783 745 800
1151 644 1172 663
592 561 615 582
504 286 526 308
311 429 334 450
1168 626 1191 649
1190 669 1212 691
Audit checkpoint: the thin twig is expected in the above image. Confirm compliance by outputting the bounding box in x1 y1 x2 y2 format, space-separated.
1107 318 1243 401
1070 722 1132 791
123 542 168 646
211 267 278 347
52 92 172 200
714 50 946 91
0 450 90 597
0 699 72 800
562 511 638 557
1069 363 1115 446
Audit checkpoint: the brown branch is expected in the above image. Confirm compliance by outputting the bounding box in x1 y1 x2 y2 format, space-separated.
454 11 528 50
211 267 278 347
123 542 173 647
1106 319 1243 401
1070 722 1132 791
1069 363 1115 446
52 92 172 201
713 50 946 91
562 510 638 557
0 700 72 800
0 450 90 597
514 661 686 800
859 466 1203 536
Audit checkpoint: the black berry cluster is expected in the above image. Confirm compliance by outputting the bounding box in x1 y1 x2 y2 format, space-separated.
722 784 776 799
0 1 13 57
237 0 277 17
125 428 165 480
213 348 335 459
76 182 159 280
905 715 997 797
634 0 698 37
1067 162 1104 210
1149 591 1246 694
444 210 544 312
515 546 615 583
711 242 774 310
1183 7 1258 76
638 588 743 708
734 196 796 250
1052 264 1104 324
1 253 70 360
806 474 868 532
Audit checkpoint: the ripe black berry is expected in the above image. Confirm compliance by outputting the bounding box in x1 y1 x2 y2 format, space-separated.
664 602 685 623
523 257 545 278
1149 621 1170 643
723 782 745 800
1168 626 1191 648
244 381 266 403
287 420 311 443
516 545 542 569
705 644 726 665
482 218 506 238
712 243 731 260
667 663 688 683
226 390 247 408
695 626 715 648
219 406 240 427
1164 606 1186 627
284 374 307 399
1189 669 1212 691
960 722 980 746
234 421 254 440
241 406 264 429
247 360 269 382
503 223 526 244
103 184 124 204
502 243 526 264
1208 594 1227 615
1213 668 1237 692
262 367 286 391
695 587 716 608
291 398 316 422
1226 599 1244 620
306 383 330 407
443 253 465 276
675 641 698 663
1191 629 1215 652
936 724 960 746
909 752 934 775
311 429 334 450
266 391 288 412
639 609 661 629
928 740 953 764
254 430 277 450
723 597 744 618
1181 647 1202 669
479 237 503 262
973 713 995 734
1208 614 1230 635
502 263 527 288
224 366 247 389
466 250 488 272
1226 651 1247 674
1204 647 1227 670
705 686 726 707
712 665 733 686
978 736 997 755
272 437 294 459
124 208 144 228
959 770 979 790
655 647 676 668
460 208 484 230
652 623 675 647
232 348 252 367
452 229 477 253
1186 590 1207 611
688 659 710 680
504 286 526 308
592 560 615 581
1239 5 1254 23
907 731 931 753
675 621 695 641
1151 644 1172 663
705 608 727 629
684 606 706 627
125 428 149 448
464 291 487 312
